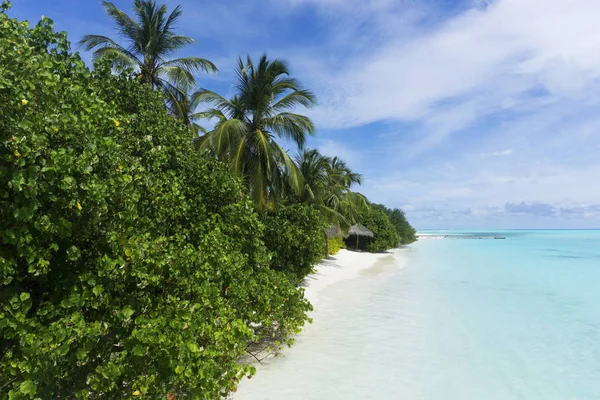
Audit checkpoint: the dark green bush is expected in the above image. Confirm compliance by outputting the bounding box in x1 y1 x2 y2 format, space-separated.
372 204 417 244
0 10 310 399
261 204 327 281
360 207 401 252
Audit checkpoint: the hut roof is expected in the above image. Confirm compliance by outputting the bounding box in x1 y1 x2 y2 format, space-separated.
347 224 374 238
326 225 341 238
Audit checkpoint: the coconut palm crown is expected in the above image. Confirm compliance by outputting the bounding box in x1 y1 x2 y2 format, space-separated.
195 54 316 209
295 149 369 231
79 0 217 108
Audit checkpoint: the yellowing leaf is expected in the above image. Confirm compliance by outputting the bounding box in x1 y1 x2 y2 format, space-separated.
21 99 28 106
76 201 82 211
133 390 142 396
186 342 199 353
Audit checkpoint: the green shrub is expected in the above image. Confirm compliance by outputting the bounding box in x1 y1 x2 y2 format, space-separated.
360 208 401 252
261 204 327 281
327 235 345 255
372 204 417 244
0 10 310 399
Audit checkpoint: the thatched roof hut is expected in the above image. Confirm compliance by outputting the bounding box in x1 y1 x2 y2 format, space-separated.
345 224 374 249
348 224 374 238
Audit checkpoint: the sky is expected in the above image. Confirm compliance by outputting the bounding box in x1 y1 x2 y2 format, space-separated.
8 0 600 229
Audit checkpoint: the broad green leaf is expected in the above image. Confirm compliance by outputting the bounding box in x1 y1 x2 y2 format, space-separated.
122 306 134 319
19 380 37 395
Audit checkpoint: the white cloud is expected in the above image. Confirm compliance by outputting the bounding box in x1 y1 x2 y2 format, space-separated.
481 149 513 157
292 0 600 132
271 0 600 228
164 0 600 227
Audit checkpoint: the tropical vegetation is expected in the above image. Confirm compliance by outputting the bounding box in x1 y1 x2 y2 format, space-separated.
195 55 316 208
0 0 417 397
358 207 402 253
260 204 327 281
79 0 217 126
294 149 368 231
374 204 418 244
327 234 346 256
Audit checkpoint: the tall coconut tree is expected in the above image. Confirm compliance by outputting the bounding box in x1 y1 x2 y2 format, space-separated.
195 54 316 209
79 0 217 110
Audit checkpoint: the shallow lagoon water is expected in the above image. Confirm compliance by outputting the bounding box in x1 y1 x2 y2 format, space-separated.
236 231 600 399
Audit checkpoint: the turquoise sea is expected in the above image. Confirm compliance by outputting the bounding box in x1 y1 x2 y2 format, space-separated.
236 230 600 399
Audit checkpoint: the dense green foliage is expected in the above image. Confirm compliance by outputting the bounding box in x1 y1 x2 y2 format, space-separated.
359 208 401 253
260 204 327 281
0 1 421 397
373 204 418 244
0 12 310 399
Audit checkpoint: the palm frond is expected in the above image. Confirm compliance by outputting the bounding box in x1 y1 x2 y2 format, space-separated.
191 108 228 122
162 57 218 74
270 90 317 114
163 4 183 33
271 141 303 197
206 118 247 158
192 89 235 115
101 1 139 42
89 45 139 70
161 65 195 88
79 35 141 65
263 113 316 148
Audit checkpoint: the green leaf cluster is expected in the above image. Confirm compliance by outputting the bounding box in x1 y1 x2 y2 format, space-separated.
356 208 402 253
260 204 327 282
0 10 310 398
327 235 346 256
372 204 418 244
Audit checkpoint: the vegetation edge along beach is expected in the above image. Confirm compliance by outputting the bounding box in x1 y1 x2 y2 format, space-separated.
0 1 417 398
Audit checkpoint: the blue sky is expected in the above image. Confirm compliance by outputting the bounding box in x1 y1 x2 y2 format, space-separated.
9 0 600 229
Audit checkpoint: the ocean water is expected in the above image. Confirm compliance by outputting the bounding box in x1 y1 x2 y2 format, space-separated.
235 230 600 400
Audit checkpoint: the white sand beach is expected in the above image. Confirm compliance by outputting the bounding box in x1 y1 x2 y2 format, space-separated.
302 249 400 306
233 248 409 399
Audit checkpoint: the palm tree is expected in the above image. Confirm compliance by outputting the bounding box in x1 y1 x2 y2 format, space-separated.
296 149 332 204
195 54 316 208
79 0 217 109
329 156 362 188
295 149 369 231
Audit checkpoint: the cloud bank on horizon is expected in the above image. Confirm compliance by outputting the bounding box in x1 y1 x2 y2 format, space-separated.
10 0 600 228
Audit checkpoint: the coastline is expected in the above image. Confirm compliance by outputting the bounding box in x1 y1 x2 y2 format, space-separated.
233 247 408 399
301 249 402 306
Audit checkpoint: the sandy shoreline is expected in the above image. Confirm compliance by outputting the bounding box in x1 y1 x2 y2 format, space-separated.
233 248 408 399
301 249 400 306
